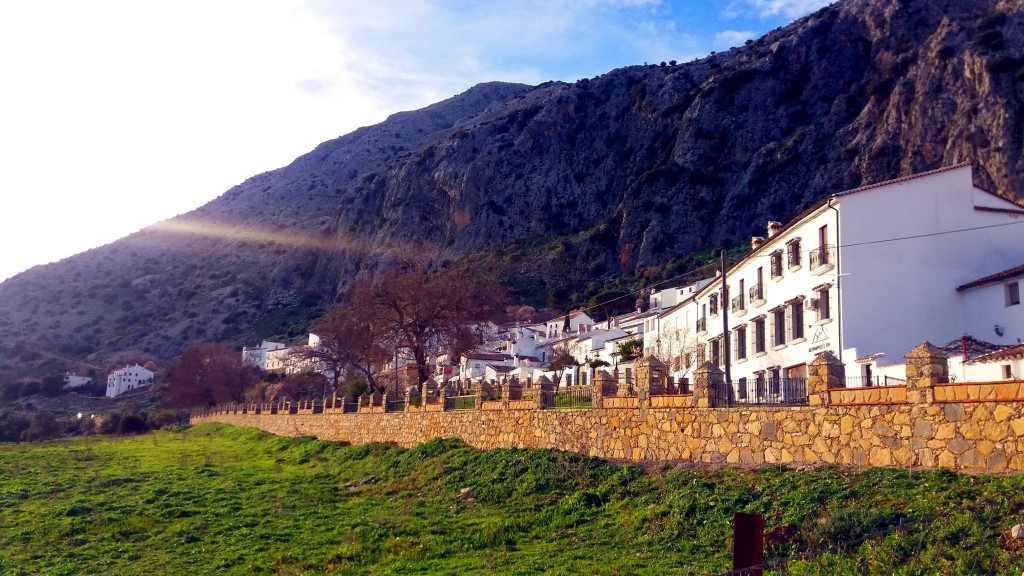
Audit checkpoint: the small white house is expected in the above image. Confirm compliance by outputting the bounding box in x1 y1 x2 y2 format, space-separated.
106 365 154 398
63 374 93 390
956 263 1024 346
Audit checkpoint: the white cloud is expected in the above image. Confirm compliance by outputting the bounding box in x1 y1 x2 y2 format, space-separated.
714 29 757 48
725 0 832 19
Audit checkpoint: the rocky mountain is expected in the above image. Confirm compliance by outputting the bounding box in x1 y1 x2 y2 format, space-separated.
2 0 1023 376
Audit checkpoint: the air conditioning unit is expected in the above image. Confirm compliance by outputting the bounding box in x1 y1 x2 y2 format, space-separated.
805 298 819 311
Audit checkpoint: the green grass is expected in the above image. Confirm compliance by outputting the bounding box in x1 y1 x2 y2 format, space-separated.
1 425 1024 574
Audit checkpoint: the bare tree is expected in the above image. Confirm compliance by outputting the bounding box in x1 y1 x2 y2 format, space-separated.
352 266 505 386
652 321 699 377
168 343 259 407
295 303 388 393
546 340 579 387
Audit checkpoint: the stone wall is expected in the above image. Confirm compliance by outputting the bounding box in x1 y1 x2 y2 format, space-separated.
192 344 1024 472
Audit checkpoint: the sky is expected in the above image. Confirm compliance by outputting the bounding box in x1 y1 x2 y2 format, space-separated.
0 0 831 283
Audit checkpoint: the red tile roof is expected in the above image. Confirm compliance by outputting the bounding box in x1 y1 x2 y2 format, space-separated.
956 263 1024 292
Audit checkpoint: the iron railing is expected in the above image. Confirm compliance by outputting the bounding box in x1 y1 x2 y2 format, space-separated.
787 245 801 268
748 283 764 304
770 252 783 278
731 295 745 313
696 317 707 333
451 395 477 410
845 376 906 388
552 386 593 409
810 245 835 270
712 378 809 407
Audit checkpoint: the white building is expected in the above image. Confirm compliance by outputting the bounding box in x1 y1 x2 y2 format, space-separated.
63 374 93 389
106 365 154 398
956 263 1024 346
652 164 1024 394
241 340 286 371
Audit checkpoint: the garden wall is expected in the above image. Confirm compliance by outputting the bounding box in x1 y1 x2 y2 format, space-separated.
192 344 1024 472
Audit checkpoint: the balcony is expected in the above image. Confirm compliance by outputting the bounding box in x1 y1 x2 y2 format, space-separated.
730 295 746 317
748 283 765 307
810 245 836 275
696 317 707 335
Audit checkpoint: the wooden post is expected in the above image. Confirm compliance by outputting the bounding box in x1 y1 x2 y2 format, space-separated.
733 512 764 575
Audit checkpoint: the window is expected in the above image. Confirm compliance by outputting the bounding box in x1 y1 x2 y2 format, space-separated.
770 251 783 278
1007 281 1021 307
817 287 831 321
753 317 766 354
697 343 706 365
772 308 787 347
787 238 801 268
1004 365 1014 379
709 293 719 316
735 325 747 360
710 338 721 367
790 300 804 340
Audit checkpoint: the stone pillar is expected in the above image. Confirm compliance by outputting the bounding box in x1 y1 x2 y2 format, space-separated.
594 369 614 407
406 384 419 412
808 350 844 407
904 341 947 405
500 379 511 410
405 364 420 389
475 382 485 410
693 362 725 408
536 376 554 410
423 377 439 404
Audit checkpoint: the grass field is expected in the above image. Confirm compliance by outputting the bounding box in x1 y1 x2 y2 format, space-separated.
1 424 1023 575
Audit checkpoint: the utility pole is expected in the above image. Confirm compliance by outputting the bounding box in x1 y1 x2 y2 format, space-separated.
722 250 731 385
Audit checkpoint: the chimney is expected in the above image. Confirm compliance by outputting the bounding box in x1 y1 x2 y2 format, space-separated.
767 221 782 238
751 236 766 250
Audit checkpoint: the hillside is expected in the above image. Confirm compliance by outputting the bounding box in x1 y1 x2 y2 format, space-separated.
0 425 1023 573
1 0 1023 375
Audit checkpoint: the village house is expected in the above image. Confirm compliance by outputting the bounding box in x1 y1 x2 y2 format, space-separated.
63 373 93 390
106 365 154 398
241 340 286 371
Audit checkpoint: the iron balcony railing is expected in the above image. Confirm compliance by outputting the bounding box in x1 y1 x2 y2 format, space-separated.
748 283 764 304
731 295 745 313
810 245 836 270
696 317 707 333
787 246 801 268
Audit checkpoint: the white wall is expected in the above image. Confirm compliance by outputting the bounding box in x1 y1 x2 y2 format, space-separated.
838 166 1024 365
959 278 1024 346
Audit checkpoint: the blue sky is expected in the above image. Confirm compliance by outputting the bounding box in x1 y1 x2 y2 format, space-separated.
0 0 831 282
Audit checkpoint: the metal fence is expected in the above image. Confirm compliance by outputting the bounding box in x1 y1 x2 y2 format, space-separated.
552 386 593 409
845 375 906 387
451 394 477 410
386 399 406 412
713 378 809 407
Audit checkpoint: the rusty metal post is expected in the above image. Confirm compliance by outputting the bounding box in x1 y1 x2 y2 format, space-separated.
733 512 763 575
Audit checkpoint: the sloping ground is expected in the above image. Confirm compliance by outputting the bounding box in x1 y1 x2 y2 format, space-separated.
0 424 1023 574
3 386 163 418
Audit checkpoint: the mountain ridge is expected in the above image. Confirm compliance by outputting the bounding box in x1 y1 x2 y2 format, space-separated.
1 0 1022 377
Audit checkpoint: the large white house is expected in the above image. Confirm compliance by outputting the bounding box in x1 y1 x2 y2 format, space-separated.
106 365 154 398
652 164 1024 393
241 340 286 371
